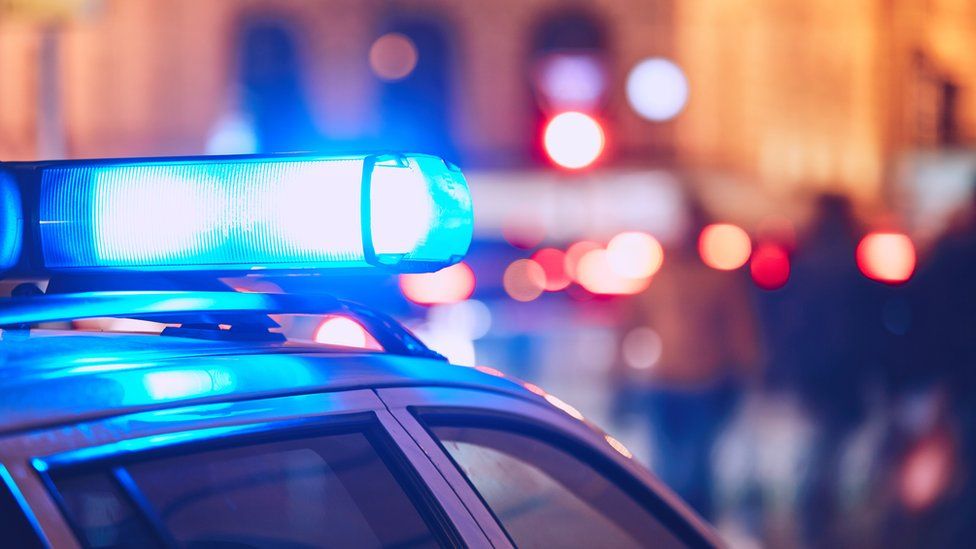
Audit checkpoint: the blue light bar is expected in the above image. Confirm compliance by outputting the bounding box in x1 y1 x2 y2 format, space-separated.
31 153 472 273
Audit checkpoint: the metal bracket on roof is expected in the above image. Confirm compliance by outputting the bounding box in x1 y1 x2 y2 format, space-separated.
0 290 444 360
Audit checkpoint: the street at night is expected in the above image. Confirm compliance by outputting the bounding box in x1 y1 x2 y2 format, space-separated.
0 1 975 547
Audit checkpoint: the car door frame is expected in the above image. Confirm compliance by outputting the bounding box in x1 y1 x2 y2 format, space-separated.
0 388 491 548
377 386 723 548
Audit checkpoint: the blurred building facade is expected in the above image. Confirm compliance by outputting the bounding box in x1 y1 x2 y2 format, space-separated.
0 0 975 206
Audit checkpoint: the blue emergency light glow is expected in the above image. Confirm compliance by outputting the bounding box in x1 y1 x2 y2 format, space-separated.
32 153 472 273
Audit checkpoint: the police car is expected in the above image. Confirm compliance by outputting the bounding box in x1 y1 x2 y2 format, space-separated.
0 153 718 548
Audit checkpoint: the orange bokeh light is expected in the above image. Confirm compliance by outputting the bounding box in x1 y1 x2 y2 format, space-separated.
576 248 651 295
606 231 664 279
699 223 752 271
400 262 476 305
503 259 547 302
856 232 916 284
369 33 418 81
564 240 601 281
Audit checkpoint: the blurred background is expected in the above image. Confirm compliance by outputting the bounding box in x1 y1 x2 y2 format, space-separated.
4 0 976 546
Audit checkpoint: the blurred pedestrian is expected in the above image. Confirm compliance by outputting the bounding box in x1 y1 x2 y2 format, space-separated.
613 197 761 521
778 194 878 547
894 184 976 545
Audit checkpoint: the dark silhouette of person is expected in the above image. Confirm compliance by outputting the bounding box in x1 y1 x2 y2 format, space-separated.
781 194 878 546
239 20 321 153
892 184 976 546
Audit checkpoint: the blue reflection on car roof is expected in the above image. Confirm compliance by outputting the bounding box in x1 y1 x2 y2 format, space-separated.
0 330 535 435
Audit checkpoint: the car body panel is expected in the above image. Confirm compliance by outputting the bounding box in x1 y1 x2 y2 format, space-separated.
0 330 531 435
1 389 491 548
378 387 723 549
0 330 719 547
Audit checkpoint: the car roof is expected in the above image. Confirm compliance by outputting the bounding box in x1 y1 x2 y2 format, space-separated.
0 330 539 436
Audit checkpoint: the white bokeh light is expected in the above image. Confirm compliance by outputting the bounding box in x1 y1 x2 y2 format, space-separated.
622 326 663 370
543 111 605 170
314 316 369 348
626 58 689 122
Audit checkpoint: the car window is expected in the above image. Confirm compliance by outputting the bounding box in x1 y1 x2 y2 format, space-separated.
429 424 687 549
0 465 45 549
49 428 448 548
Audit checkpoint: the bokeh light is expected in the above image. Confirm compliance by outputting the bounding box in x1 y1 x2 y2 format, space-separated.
605 434 634 459
625 57 689 122
577 248 651 295
699 223 752 271
400 262 476 305
899 432 953 511
543 111 605 170
856 232 916 284
369 32 418 81
750 243 791 290
536 53 606 109
503 259 547 302
427 299 492 340
606 231 664 279
206 113 257 155
532 247 571 291
565 240 602 281
314 316 370 348
544 393 585 421
474 365 506 378
523 381 548 397
621 326 664 370
412 325 476 366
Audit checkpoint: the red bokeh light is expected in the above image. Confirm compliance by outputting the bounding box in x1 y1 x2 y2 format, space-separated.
532 248 571 291
856 232 916 284
400 262 476 305
699 223 752 271
750 243 790 290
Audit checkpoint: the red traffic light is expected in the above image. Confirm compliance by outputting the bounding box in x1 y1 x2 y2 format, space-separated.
543 111 605 170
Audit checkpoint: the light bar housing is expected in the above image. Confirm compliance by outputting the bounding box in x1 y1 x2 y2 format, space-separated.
0 153 473 276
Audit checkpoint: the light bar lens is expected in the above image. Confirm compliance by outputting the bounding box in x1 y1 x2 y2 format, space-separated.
370 155 473 269
37 154 472 272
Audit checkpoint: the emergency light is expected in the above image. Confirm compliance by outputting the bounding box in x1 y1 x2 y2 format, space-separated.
0 153 472 275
